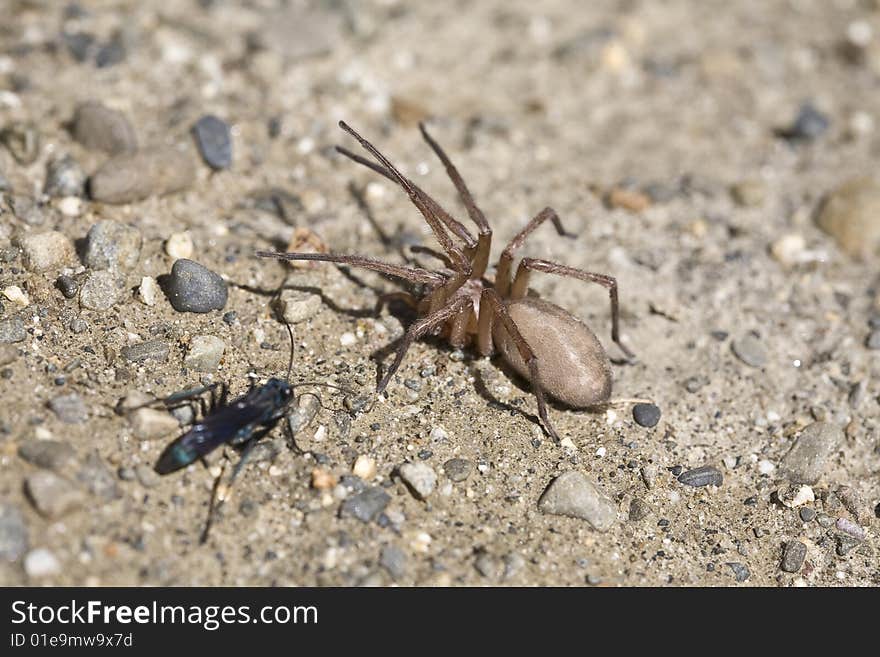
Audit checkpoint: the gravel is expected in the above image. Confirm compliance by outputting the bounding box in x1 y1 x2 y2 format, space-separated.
82 220 143 270
24 548 61 578
129 407 179 440
76 450 122 500
56 275 79 298
18 231 76 272
184 335 226 372
164 259 228 312
778 102 829 141
537 471 617 531
836 535 861 556
815 177 880 259
0 504 29 562
18 440 78 471
48 393 89 424
443 458 473 482
44 154 86 197
799 507 816 522
731 333 767 367
120 339 171 363
726 562 750 582
25 471 87 518
192 115 233 170
89 146 196 204
71 101 137 154
780 422 842 484
278 289 323 324
7 194 45 225
866 330 880 350
632 402 661 427
678 465 723 487
379 544 407 580
780 541 807 573
397 462 437 499
79 270 127 311
338 487 390 523
835 517 865 541
287 394 320 434
835 485 870 524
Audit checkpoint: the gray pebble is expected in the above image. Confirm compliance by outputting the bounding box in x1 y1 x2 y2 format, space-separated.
135 464 160 488
443 458 472 482
678 465 723 487
79 270 126 311
120 339 170 363
0 122 40 165
117 466 136 481
780 422 842 484
184 335 225 372
537 470 617 531
379 544 407 579
731 333 767 367
7 195 45 225
816 513 834 528
192 115 232 170
781 541 807 573
95 36 126 68
0 504 29 562
82 220 142 270
278 289 322 324
683 375 708 393
56 275 79 299
18 440 78 471
287 394 320 434
68 318 88 334
632 403 661 427
339 487 390 523
799 507 816 522
866 330 880 350
89 146 195 204
628 497 652 521
502 552 525 580
48 393 88 424
18 231 76 272
848 380 867 408
836 517 865 541
25 471 86 518
640 464 658 490
44 155 85 197
779 102 829 141
71 101 137 154
0 317 27 343
398 462 437 499
836 485 870 524
726 562 750 582
164 259 228 313
76 450 121 500
836 534 861 556
474 552 501 580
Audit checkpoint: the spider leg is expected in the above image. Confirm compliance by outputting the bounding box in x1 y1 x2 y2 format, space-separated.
479 288 561 443
511 257 635 361
256 251 447 287
376 296 472 396
495 207 576 296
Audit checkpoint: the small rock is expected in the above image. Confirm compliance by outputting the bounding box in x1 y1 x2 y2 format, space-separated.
780 422 842 484
379 544 407 579
837 534 861 556
134 464 160 488
628 497 652 521
640 464 658 489
184 335 225 372
138 276 160 306
835 485 870 524
678 465 723 487
56 275 79 299
632 403 661 427
129 407 178 440
44 155 85 197
0 319 25 345
815 177 880 259
89 146 195 204
24 548 61 578
866 330 880 350
770 233 807 266
82 220 142 270
731 333 767 367
0 504 29 562
606 186 650 212
95 35 126 68
778 102 830 141
537 471 617 531
120 339 170 363
3 285 28 307
192 115 232 170
474 552 501 580
7 195 45 225
25 471 86 518
288 394 320 433
726 562 750 582
730 180 767 207
18 231 76 272
0 122 40 164
398 462 437 500
502 553 526 580
311 468 336 490
443 458 473 483
76 450 121 500
71 101 136 154
164 259 228 313
777 484 815 508
48 393 88 424
79 270 126 311
18 440 78 471
799 507 817 522
278 289 322 324
165 232 194 260
781 541 807 573
339 487 390 523
836 517 865 541
352 455 376 480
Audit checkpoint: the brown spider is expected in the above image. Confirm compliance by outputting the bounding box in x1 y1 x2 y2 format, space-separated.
257 121 635 441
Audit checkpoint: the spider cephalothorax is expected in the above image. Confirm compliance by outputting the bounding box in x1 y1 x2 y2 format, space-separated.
258 121 634 441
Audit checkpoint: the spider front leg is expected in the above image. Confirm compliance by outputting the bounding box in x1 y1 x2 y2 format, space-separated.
478 288 561 443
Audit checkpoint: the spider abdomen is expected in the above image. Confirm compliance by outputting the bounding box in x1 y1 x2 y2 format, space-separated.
494 297 612 408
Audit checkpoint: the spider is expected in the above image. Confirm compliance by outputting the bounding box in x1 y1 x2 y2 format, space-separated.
257 120 635 441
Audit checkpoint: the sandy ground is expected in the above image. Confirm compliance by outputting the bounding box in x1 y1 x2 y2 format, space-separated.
0 0 878 586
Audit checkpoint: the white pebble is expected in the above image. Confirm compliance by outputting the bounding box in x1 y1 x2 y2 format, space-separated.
165 232 194 260
138 276 160 306
340 332 356 346
3 285 28 307
57 196 82 217
595 446 606 457
770 234 806 266
352 455 376 479
24 548 61 578
791 485 815 507
757 460 776 475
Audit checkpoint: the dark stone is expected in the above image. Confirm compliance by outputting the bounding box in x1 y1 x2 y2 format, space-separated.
163 259 228 313
120 340 170 363
44 155 85 197
632 403 661 428
726 562 750 582
780 541 807 573
678 465 723 487
18 440 78 471
778 102 829 142
192 115 232 170
56 275 79 299
338 487 390 523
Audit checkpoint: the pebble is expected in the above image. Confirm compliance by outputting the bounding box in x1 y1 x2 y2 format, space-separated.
18 439 78 471
866 330 880 350
311 468 336 490
537 471 617 531
129 407 178 440
82 220 142 270
138 276 160 306
815 177 880 259
632 403 661 427
781 541 807 573
76 450 121 500
474 552 501 580
606 186 651 212
121 339 170 363
18 231 76 272
192 115 232 170
629 497 652 521
731 333 767 367
184 335 225 372
89 146 195 204
836 517 865 541
779 102 829 141
25 471 86 518
837 535 861 556
164 259 228 313
443 458 473 482
640 464 658 490
730 180 767 207
0 122 40 164
352 455 376 480
278 289 322 324
835 485 870 524
0 318 25 344
678 465 723 487
43 154 86 198
79 270 126 311
288 394 320 433
134 464 160 488
770 233 807 266
48 393 88 424
799 507 817 522
777 484 815 508
726 562 750 582
816 513 834 528
24 548 61 578
56 275 79 299
71 101 137 154
398 462 437 500
3 285 28 307
379 544 407 580
780 422 842 484
8 195 45 225
339 487 390 523
165 231 194 260
0 504 28 562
